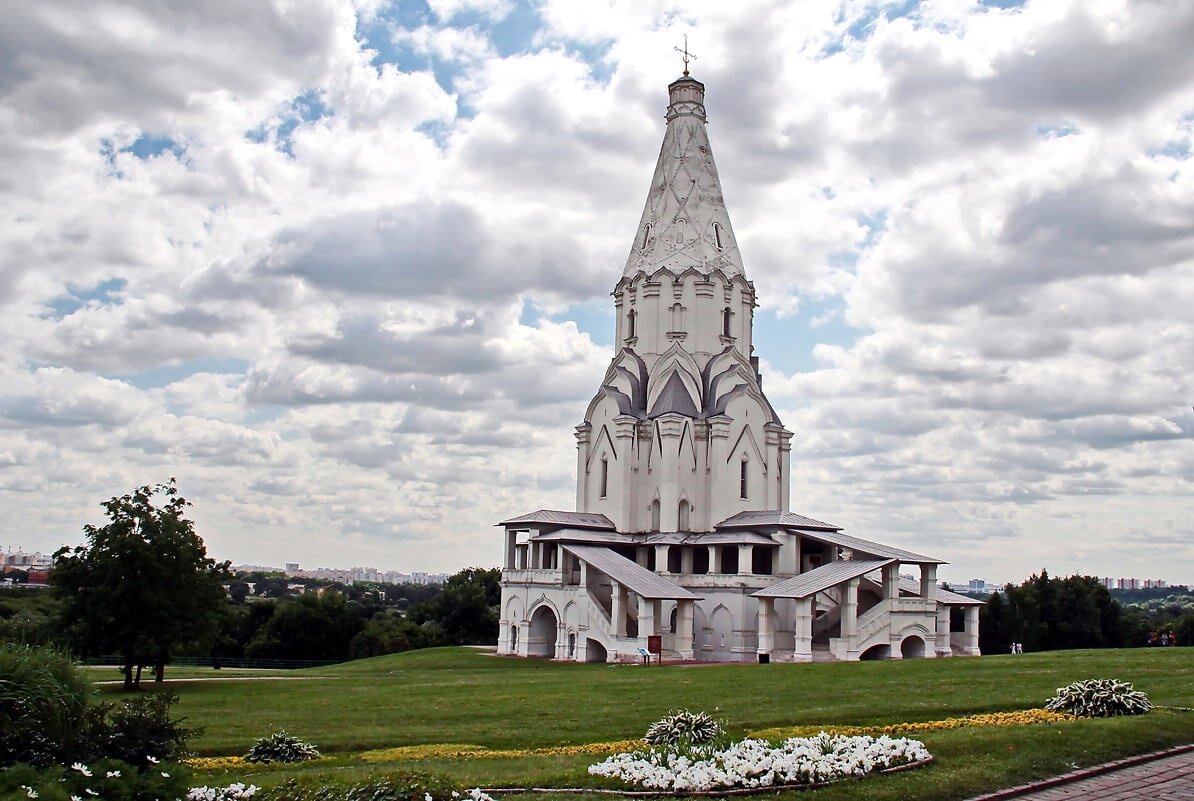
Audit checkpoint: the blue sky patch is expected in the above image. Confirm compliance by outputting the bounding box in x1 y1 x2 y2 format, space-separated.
111 357 251 390
126 134 185 160
44 278 127 319
755 299 868 374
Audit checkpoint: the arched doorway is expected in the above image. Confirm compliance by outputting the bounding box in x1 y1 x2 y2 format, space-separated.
901 635 926 659
860 643 890 661
585 638 608 663
509 624 519 654
567 631 577 659
527 606 559 658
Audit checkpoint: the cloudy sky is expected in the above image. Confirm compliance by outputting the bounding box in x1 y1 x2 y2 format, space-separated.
1 0 1191 584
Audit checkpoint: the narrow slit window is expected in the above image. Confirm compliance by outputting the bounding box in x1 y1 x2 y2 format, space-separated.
641 225 652 251
713 222 724 250
600 457 609 498
740 460 749 499
627 309 636 339
722 307 732 337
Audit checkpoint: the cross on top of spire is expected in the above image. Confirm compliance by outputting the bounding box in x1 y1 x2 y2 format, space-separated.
674 35 697 77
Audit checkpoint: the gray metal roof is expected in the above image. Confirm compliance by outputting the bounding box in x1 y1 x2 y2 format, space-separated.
530 529 777 546
801 529 945 565
498 510 615 530
563 544 702 601
752 559 893 599
899 578 983 606
717 510 843 532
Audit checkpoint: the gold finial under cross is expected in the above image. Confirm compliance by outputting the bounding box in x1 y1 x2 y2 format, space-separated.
675 35 697 77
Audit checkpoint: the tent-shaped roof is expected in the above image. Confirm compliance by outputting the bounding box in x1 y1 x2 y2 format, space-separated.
717 510 842 532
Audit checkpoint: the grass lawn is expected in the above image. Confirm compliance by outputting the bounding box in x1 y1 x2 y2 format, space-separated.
102 646 1193 800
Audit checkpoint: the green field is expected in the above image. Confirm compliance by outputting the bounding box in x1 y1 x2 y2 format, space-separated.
101 647 1194 800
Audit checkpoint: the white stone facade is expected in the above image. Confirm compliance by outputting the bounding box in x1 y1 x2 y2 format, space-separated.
496 75 981 664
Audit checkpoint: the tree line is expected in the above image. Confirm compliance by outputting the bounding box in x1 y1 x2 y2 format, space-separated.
978 570 1194 654
0 482 500 688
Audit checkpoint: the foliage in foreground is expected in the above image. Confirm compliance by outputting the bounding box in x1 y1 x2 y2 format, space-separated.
0 758 191 801
0 642 92 767
1045 678 1153 718
244 731 320 764
0 643 197 768
643 710 724 747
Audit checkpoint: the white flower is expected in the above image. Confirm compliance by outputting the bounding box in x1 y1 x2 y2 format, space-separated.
452 793 461 799
161 772 170 778
106 770 122 778
424 794 433 801
72 796 83 801
146 756 160 764
71 764 93 777
85 790 99 797
21 786 38 799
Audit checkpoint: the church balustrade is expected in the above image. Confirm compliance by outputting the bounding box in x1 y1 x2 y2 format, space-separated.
502 568 564 585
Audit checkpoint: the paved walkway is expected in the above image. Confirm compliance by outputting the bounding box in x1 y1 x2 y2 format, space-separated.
966 745 1194 801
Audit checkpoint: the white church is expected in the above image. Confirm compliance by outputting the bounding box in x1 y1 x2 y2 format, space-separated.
496 71 982 664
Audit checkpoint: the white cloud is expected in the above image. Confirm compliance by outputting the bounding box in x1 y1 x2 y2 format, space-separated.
0 0 1190 583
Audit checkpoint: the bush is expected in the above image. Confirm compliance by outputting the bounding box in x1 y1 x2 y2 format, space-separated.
643 710 724 747
81 691 200 766
244 731 321 764
0 643 91 767
0 758 191 801
1045 678 1153 718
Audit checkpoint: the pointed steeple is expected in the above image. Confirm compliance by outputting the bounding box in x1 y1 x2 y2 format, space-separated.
623 75 745 279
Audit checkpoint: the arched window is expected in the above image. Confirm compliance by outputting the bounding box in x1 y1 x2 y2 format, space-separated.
641 225 652 251
599 457 609 499
713 222 724 250
627 309 636 340
678 499 690 530
740 459 749 500
670 302 685 332
650 499 661 530
722 307 732 338
675 218 687 244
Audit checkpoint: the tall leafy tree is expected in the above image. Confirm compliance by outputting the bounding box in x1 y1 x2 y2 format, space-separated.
52 481 230 689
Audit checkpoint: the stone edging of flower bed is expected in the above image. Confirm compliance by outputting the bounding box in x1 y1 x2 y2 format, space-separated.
476 756 935 797
962 744 1194 801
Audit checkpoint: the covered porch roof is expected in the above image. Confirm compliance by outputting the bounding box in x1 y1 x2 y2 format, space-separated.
563 544 701 601
751 559 894 599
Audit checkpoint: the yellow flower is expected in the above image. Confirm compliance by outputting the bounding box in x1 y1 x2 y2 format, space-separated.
749 709 1074 741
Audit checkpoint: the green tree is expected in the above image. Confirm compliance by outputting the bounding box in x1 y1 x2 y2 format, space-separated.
244 591 363 661
52 481 231 689
411 567 500 645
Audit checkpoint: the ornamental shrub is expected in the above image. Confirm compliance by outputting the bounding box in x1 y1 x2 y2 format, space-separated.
643 710 724 747
80 690 200 766
0 642 91 767
1045 678 1153 718
244 731 321 764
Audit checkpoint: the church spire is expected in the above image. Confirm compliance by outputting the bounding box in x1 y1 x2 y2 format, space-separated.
622 73 745 279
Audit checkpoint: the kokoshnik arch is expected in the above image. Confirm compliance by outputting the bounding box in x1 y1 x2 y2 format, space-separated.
496 72 982 664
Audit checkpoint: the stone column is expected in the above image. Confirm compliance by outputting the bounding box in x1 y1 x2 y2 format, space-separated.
611 580 626 637
757 598 775 657
680 547 694 575
497 616 510 654
842 578 859 659
920 564 937 601
936 606 952 657
530 541 541 569
883 563 900 600
655 544 671 573
675 599 695 660
505 530 518 569
709 545 722 574
637 595 656 651
555 624 567 659
517 620 530 657
793 597 813 662
738 544 753 576
963 606 981 656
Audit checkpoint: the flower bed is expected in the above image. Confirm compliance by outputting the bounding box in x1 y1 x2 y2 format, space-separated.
750 708 1073 740
588 732 932 793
